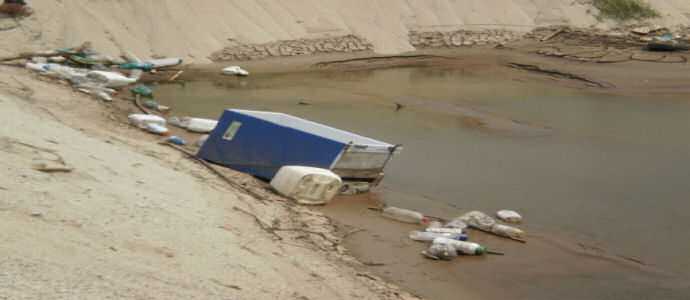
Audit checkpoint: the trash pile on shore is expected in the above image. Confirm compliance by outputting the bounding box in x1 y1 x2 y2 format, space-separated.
382 207 525 261
19 42 182 102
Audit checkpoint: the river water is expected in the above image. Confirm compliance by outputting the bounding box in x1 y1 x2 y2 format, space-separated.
156 66 690 299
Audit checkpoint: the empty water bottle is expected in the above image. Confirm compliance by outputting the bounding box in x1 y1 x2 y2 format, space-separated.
425 242 458 260
434 237 487 255
426 227 465 235
409 231 467 242
382 207 427 224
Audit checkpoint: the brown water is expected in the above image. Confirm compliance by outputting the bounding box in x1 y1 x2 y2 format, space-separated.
156 66 690 299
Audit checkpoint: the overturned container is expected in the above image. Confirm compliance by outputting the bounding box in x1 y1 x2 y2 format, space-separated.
197 109 401 188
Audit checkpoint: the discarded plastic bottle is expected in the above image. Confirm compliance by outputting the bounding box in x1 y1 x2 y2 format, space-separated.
434 237 487 255
381 207 427 224
166 136 186 146
444 219 468 230
491 224 525 239
426 221 443 229
409 231 467 242
425 243 458 260
425 227 465 235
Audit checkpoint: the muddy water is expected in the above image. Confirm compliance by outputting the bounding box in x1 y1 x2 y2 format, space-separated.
156 66 690 299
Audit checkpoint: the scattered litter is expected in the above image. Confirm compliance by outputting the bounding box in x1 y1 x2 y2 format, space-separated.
222 66 249 76
409 230 467 242
128 114 166 128
86 70 136 88
491 224 525 239
119 62 154 71
169 116 218 133
424 242 458 261
426 227 466 235
270 166 342 205
426 220 444 229
144 123 169 135
165 136 186 146
30 211 43 218
32 162 73 173
130 84 154 98
168 70 184 81
434 237 487 256
459 211 496 231
496 210 522 223
444 218 468 229
145 57 183 68
382 207 427 224
339 181 371 195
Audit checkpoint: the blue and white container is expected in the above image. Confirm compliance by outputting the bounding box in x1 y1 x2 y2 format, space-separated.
197 109 401 184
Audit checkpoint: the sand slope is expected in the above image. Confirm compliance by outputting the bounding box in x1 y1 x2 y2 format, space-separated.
2 1 689 61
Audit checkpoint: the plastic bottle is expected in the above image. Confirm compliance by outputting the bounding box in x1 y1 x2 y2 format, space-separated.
409 231 467 242
426 221 443 229
426 227 465 235
381 207 427 224
444 219 468 230
491 224 525 239
433 237 487 255
426 243 458 260
496 210 522 223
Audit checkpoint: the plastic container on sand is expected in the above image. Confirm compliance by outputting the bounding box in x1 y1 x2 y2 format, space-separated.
382 207 427 224
443 219 468 229
425 243 458 260
426 227 465 235
270 166 342 205
145 123 169 135
222 66 249 76
491 224 524 239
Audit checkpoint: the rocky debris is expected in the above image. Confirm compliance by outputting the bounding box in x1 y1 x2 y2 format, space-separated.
409 30 522 48
210 35 373 61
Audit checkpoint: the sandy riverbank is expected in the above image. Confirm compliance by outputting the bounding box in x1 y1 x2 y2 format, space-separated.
0 64 425 299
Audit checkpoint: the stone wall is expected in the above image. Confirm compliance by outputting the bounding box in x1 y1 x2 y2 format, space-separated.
409 30 523 48
210 35 373 61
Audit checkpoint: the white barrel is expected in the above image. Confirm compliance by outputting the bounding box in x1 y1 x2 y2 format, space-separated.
382 207 426 224
433 238 486 255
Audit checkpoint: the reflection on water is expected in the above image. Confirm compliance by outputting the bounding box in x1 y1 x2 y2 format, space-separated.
156 67 690 279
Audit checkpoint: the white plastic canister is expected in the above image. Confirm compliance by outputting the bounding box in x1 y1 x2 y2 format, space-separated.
270 166 342 205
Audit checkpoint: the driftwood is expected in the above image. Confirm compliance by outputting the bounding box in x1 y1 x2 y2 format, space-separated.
506 62 613 88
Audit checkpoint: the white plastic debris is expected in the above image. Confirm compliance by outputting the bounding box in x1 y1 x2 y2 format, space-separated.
381 207 427 224
270 166 342 205
48 56 66 63
496 210 522 223
459 211 496 231
222 66 249 76
169 117 218 133
426 220 443 229
409 231 463 242
444 218 468 230
86 70 136 88
424 242 458 260
426 227 465 234
491 224 525 239
144 123 169 135
128 114 166 129
25 62 48 72
434 238 487 256
145 58 183 68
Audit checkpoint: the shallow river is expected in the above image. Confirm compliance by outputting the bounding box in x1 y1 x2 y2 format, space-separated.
156 66 690 299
